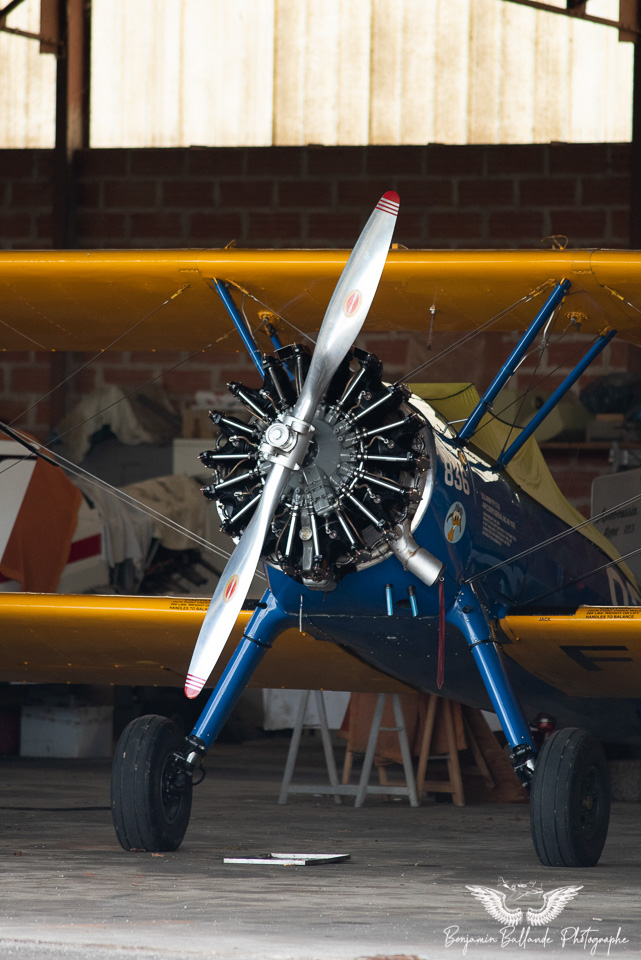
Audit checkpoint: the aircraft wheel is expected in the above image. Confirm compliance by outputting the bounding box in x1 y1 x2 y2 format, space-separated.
111 714 193 852
530 727 610 868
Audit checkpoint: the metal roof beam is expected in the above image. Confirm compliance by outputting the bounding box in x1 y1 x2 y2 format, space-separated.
501 0 640 38
0 0 28 19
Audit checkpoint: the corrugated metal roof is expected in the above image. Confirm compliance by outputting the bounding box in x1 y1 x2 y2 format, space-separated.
0 0 633 149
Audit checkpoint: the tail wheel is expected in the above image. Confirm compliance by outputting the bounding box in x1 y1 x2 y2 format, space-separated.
111 715 193 852
530 727 610 868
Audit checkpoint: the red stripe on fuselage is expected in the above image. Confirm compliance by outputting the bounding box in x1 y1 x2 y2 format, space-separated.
67 534 102 563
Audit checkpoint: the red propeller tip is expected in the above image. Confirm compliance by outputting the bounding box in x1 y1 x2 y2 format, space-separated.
377 192 400 215
185 675 204 699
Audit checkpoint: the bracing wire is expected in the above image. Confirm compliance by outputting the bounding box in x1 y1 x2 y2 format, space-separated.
226 282 318 346
496 327 548 461
51 339 218 449
8 285 190 427
0 336 222 479
519 544 641 608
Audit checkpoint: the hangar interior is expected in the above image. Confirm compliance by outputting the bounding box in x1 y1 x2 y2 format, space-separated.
1 2 641 959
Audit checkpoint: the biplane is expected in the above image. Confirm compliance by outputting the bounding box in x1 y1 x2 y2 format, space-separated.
2 192 641 869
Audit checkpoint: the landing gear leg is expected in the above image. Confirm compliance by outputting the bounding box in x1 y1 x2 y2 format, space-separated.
447 584 537 782
530 728 610 867
111 590 292 852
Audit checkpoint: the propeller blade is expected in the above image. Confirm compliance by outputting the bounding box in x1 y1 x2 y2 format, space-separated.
184 191 399 698
184 462 290 698
294 191 399 424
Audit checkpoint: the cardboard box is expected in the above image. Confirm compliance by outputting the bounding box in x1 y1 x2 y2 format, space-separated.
20 705 113 758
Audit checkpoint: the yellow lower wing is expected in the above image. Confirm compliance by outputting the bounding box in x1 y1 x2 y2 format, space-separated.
501 607 641 698
0 593 409 693
6 595 641 699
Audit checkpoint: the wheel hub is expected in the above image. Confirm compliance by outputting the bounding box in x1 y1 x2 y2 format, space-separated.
580 766 600 837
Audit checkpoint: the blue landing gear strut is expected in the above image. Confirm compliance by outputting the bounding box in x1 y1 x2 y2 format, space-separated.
184 589 292 765
447 583 537 783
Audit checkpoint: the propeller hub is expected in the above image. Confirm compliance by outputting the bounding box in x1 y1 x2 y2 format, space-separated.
264 421 291 449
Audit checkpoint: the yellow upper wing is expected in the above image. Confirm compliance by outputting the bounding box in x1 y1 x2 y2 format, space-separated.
2 248 641 351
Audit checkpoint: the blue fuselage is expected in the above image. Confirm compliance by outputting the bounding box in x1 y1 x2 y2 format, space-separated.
267 409 640 742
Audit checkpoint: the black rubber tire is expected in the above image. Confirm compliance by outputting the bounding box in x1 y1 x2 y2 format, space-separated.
530 727 610 868
111 714 193 852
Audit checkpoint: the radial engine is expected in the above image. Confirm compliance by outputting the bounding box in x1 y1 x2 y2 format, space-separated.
200 346 435 591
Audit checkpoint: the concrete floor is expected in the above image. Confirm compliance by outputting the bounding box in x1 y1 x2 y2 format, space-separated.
0 735 639 960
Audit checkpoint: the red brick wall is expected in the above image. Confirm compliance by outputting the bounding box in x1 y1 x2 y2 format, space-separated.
0 143 631 250
0 143 636 511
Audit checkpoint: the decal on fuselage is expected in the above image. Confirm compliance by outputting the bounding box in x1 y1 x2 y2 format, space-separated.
442 451 470 495
479 490 517 551
445 502 466 543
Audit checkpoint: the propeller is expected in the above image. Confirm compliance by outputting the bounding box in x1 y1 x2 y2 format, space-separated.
185 191 400 698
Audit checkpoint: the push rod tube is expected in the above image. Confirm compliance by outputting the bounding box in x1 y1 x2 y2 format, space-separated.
496 326 617 469
457 279 571 443
211 278 264 377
